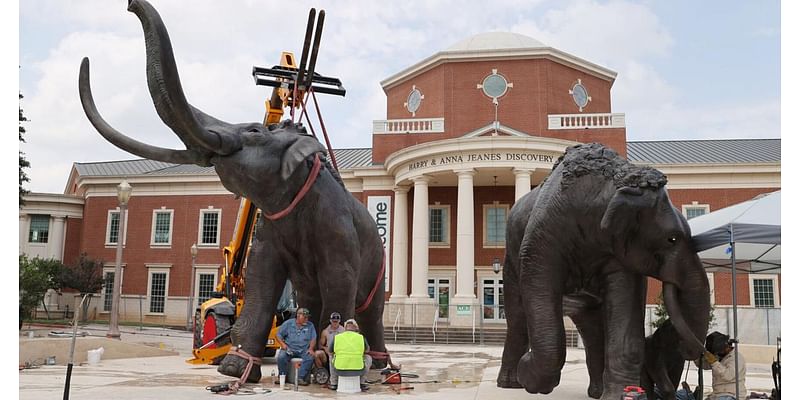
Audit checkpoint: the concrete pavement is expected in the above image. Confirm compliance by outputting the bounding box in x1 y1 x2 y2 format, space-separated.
19 324 777 399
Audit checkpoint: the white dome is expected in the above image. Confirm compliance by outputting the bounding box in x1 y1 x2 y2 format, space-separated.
446 32 547 52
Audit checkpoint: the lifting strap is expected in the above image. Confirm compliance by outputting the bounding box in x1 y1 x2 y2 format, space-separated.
263 153 322 221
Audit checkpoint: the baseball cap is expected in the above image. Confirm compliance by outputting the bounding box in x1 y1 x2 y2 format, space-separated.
296 307 310 316
330 312 341 321
344 319 358 329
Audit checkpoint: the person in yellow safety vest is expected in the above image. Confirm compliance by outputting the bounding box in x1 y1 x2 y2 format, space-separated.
328 318 372 391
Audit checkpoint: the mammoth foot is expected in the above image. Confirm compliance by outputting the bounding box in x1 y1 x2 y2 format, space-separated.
516 352 560 394
496 366 523 388
587 380 603 399
217 353 262 383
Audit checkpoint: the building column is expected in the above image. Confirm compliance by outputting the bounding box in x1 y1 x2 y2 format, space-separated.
19 214 27 254
454 169 476 301
50 215 66 261
409 176 432 301
513 168 533 201
389 186 409 303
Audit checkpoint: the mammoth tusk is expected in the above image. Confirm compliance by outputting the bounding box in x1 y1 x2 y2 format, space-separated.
79 57 209 165
128 0 241 155
663 283 706 358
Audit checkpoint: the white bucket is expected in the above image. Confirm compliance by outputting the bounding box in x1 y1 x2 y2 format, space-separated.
337 375 361 393
87 347 104 365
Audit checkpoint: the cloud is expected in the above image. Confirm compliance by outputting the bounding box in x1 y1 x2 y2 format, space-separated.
19 0 779 193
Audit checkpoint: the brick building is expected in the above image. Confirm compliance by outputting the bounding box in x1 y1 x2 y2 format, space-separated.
19 32 780 342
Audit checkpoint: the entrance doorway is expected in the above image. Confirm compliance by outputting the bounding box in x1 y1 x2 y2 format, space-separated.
482 278 504 321
427 278 451 319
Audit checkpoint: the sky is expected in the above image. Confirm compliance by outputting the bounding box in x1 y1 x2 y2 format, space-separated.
17 0 781 194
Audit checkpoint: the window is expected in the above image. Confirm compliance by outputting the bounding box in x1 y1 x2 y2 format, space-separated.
147 266 170 314
151 209 174 246
102 271 115 312
105 210 128 246
101 266 124 313
196 272 217 306
429 205 450 246
427 278 451 319
28 214 50 243
750 275 779 308
482 278 505 321
484 203 509 247
199 209 221 246
682 202 710 220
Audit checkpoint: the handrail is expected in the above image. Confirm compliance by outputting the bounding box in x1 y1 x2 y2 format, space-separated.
432 306 438 342
472 306 476 343
392 309 401 342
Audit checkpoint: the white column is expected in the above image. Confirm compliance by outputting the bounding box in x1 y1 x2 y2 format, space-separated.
19 214 27 254
513 168 533 201
390 186 409 302
409 176 430 300
454 169 476 300
50 216 66 261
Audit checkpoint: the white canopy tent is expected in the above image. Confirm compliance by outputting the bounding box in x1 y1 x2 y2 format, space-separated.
688 190 781 399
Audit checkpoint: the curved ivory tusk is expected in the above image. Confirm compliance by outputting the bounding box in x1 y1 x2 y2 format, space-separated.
79 57 208 165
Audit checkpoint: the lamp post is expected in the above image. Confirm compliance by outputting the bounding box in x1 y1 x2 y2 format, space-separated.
107 180 132 339
186 243 198 331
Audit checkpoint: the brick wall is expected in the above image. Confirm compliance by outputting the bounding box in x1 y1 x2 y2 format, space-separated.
373 58 625 163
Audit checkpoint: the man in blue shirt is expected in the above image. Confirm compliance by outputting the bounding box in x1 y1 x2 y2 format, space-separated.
275 307 317 385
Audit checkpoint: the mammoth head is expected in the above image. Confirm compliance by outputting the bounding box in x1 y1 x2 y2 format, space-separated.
600 184 711 359
78 0 325 196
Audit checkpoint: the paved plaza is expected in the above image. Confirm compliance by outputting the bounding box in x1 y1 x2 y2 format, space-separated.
19 324 777 400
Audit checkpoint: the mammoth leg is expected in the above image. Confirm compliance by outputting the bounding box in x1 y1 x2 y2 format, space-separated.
217 222 286 382
516 240 565 394
600 269 646 400
571 305 605 398
497 253 525 388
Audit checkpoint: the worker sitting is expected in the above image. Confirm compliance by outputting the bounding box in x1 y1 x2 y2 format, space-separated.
313 312 344 384
328 318 371 391
674 331 747 400
275 307 317 385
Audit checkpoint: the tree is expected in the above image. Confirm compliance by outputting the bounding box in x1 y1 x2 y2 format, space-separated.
650 292 715 331
19 93 31 206
60 253 106 320
19 255 65 321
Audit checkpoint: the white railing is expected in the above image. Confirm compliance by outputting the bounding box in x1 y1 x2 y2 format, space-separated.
548 113 625 130
432 310 438 342
392 309 402 342
372 117 445 134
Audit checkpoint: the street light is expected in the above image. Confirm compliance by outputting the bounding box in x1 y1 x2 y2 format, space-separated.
492 257 502 274
107 180 132 339
186 243 198 331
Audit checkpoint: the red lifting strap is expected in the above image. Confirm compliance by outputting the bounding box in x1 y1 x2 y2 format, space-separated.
264 153 322 221
355 251 386 314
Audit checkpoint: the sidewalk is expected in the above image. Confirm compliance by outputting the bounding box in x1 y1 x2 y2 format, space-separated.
19 324 777 399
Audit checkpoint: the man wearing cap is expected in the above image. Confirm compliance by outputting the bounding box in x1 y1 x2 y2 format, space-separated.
675 331 747 400
275 307 317 385
328 318 372 391
314 312 345 376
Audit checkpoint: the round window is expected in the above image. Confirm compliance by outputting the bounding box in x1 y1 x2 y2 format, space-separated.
482 73 508 99
406 88 422 114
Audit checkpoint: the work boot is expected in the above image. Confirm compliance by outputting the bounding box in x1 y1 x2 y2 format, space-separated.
298 377 310 386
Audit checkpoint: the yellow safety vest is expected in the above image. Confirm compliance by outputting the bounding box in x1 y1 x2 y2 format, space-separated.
333 331 365 371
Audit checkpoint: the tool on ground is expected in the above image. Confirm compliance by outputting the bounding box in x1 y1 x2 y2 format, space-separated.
63 293 90 400
620 385 647 400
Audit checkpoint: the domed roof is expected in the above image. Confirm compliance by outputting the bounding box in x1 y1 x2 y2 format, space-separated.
446 32 547 52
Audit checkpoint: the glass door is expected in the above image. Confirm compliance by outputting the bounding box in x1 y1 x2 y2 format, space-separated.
427 278 451 319
482 278 505 322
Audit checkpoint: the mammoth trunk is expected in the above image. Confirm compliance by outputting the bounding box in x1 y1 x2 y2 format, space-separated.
662 270 710 359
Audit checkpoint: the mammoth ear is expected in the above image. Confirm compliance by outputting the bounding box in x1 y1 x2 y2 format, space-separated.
280 135 327 180
600 186 657 235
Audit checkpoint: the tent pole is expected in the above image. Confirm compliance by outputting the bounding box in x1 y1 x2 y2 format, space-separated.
730 223 740 400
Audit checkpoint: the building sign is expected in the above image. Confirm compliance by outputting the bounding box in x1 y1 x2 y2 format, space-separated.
367 196 391 292
407 151 556 171
456 304 471 316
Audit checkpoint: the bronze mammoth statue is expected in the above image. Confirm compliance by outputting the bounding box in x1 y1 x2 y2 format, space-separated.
78 0 386 382
498 143 710 400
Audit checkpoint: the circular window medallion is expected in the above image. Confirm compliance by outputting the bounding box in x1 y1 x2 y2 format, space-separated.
406 88 422 114
569 79 591 111
482 73 509 99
